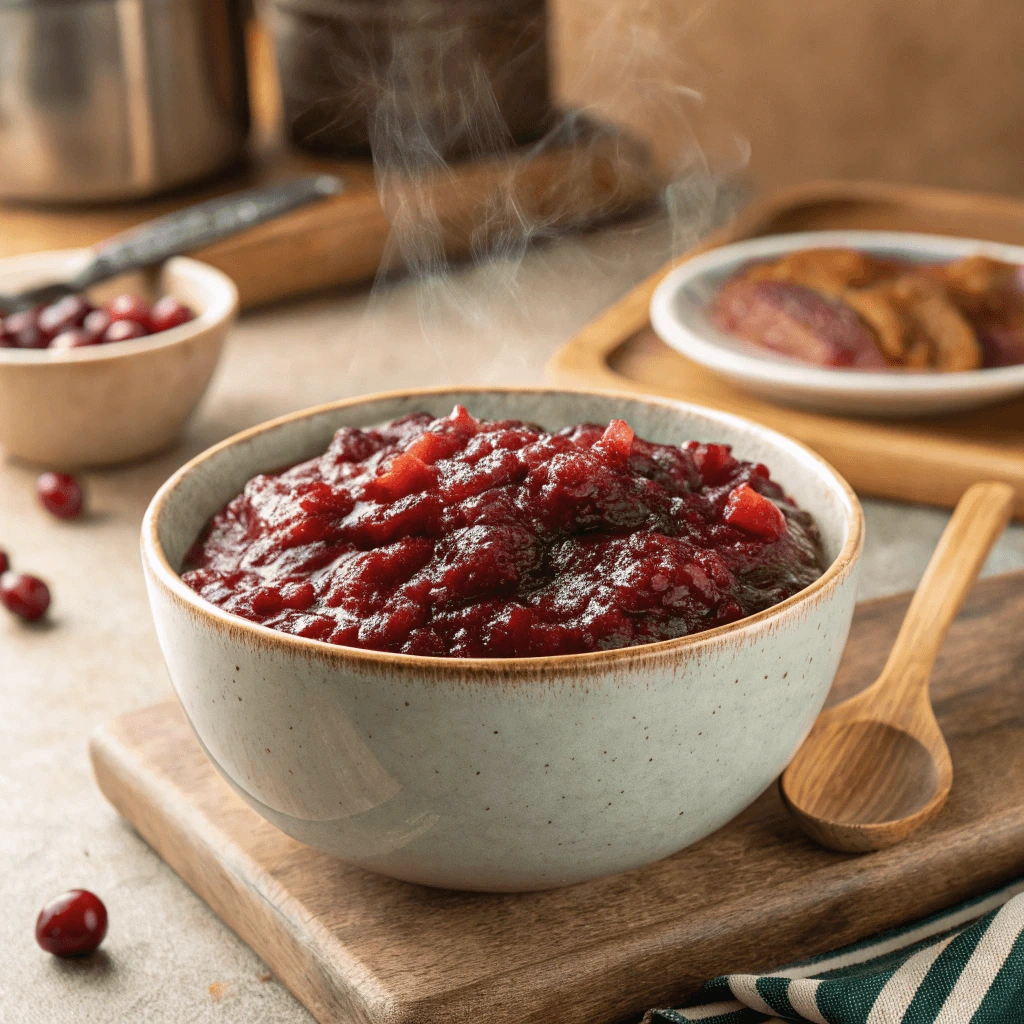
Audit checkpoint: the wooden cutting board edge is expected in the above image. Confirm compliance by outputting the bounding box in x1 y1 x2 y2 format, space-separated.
90 729 375 1023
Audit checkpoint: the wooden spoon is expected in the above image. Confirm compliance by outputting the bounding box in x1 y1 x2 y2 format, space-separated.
780 480 1015 853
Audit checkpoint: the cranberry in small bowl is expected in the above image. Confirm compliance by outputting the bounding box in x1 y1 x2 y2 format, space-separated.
0 249 237 468
142 388 863 891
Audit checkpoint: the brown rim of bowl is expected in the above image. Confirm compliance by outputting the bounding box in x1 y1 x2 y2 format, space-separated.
0 255 238 365
142 385 864 677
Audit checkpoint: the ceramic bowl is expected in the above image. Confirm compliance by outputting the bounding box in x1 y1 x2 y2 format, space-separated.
142 387 863 892
0 249 237 467
650 230 1024 418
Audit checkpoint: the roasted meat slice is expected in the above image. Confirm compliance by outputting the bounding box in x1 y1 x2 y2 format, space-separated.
886 277 982 372
711 279 888 369
974 316 1024 367
927 255 1024 367
714 248 1024 373
840 277 981 371
924 255 1024 318
841 286 907 364
741 248 896 297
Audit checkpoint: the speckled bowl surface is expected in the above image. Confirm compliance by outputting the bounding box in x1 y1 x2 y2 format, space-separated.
142 387 863 892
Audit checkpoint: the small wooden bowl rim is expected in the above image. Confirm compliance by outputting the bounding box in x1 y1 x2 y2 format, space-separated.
0 249 238 366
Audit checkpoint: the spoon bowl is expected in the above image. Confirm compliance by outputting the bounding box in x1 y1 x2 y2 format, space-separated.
780 480 1013 853
782 716 952 852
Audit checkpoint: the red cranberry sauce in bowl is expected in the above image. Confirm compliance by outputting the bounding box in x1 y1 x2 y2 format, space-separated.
181 406 825 659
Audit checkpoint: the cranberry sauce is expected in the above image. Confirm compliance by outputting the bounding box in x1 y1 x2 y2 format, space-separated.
182 407 825 658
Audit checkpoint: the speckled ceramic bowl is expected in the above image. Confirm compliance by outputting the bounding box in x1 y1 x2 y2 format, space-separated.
142 387 863 892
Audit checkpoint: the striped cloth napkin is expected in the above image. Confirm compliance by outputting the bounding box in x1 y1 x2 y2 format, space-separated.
645 878 1024 1024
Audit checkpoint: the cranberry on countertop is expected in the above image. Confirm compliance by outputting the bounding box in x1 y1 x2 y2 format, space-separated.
37 472 84 519
0 572 50 621
149 295 195 333
106 294 152 330
103 320 149 344
35 890 107 957
0 550 8 574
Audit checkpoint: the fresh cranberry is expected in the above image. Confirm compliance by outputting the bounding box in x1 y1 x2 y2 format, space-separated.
0 572 50 621
106 294 152 330
102 320 149 344
82 309 111 340
149 296 195 333
50 329 98 351
35 890 107 957
37 471 84 519
3 310 46 349
37 295 92 339
0 550 8 574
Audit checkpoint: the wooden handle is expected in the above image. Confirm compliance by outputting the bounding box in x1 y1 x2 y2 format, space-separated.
873 481 1014 713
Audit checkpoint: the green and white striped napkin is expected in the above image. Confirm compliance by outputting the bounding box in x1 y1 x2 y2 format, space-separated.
646 877 1024 1024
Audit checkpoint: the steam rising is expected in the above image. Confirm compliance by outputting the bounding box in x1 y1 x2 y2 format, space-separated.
357 0 749 370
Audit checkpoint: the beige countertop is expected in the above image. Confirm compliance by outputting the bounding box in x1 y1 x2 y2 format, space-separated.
4 219 1024 1023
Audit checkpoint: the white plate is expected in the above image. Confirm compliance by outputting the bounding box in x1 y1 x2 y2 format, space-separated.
649 230 1024 417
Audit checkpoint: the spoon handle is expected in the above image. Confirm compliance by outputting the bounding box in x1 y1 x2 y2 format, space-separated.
874 480 1014 713
66 175 343 294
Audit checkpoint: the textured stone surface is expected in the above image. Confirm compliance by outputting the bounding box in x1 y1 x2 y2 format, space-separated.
3 220 1022 1022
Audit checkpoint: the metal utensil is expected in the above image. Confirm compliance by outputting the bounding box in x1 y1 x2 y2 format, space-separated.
0 0 251 203
0 175 343 315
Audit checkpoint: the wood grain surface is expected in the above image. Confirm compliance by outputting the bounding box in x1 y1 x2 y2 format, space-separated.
90 571 1024 1024
548 179 1024 520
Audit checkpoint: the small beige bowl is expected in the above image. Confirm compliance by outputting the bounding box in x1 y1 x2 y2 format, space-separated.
0 249 238 468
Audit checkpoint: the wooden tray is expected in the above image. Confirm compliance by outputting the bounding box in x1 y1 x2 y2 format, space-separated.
548 179 1024 519
0 26 658 310
90 571 1024 1024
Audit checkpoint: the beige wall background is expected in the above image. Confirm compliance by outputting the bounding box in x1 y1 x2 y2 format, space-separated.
552 0 1024 198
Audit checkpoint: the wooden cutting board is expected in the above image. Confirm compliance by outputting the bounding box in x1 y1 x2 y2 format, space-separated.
548 179 1024 520
89 571 1024 1024
0 25 658 310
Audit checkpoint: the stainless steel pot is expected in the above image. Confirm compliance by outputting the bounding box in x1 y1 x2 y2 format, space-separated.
0 0 251 203
269 0 552 160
